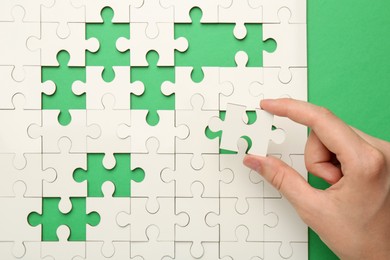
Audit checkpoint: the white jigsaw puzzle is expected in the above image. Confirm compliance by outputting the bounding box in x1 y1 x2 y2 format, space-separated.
0 0 308 259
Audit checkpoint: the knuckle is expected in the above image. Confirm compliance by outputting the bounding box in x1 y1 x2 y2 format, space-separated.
361 145 386 178
270 166 287 191
317 106 334 118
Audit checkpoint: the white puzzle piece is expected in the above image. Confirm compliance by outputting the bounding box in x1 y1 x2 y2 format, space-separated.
160 0 228 23
116 197 189 242
0 66 55 109
86 181 130 258
161 154 232 198
0 6 40 81
175 182 219 258
218 0 262 39
219 51 263 110
166 242 220 260
206 197 277 242
74 241 130 260
0 241 41 260
262 7 307 83
0 0 52 22
130 138 175 213
0 153 56 197
85 94 132 169
219 139 265 213
27 22 99 66
162 67 233 110
71 0 143 23
42 137 87 214
28 109 100 153
131 225 174 260
251 0 306 24
220 226 263 260
41 225 85 260
209 103 285 156
0 94 41 169
72 66 144 110
116 22 188 66
41 0 86 38
175 94 220 169
117 110 189 154
130 0 174 38
0 181 41 258
264 196 308 258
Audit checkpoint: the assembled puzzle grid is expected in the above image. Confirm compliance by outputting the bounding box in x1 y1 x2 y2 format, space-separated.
0 0 308 259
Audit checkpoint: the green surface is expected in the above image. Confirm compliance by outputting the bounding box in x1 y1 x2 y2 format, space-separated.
42 51 86 125
308 0 390 259
33 1 390 258
28 198 99 241
74 153 145 197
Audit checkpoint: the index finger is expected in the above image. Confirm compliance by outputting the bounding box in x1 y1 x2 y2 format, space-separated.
261 98 365 163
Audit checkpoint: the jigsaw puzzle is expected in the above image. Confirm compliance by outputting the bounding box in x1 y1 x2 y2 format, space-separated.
0 0 308 259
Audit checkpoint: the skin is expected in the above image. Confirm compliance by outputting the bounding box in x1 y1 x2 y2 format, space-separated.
243 98 390 260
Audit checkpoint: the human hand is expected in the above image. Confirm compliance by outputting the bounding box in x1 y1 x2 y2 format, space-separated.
243 98 390 260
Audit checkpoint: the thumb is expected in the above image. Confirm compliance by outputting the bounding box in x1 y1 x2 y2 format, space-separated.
243 154 318 212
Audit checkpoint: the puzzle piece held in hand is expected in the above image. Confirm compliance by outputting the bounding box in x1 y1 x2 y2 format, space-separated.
209 103 285 156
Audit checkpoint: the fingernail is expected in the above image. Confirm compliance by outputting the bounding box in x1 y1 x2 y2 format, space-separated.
243 156 263 172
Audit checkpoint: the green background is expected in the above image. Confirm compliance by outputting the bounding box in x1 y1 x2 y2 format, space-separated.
308 0 390 259
29 0 390 259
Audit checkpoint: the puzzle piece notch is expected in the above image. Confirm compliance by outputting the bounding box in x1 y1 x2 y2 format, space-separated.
27 22 99 66
218 0 263 39
219 51 263 110
117 110 189 153
160 0 229 23
263 7 307 83
220 138 265 213
0 6 40 81
0 93 41 169
161 67 233 110
72 66 144 110
71 0 143 23
42 0 85 38
116 197 189 242
0 181 41 258
130 137 175 213
87 181 130 258
209 103 285 156
175 94 220 169
0 153 56 197
220 226 263 260
0 66 55 109
28 109 100 153
175 182 219 258
116 22 188 66
41 225 85 260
